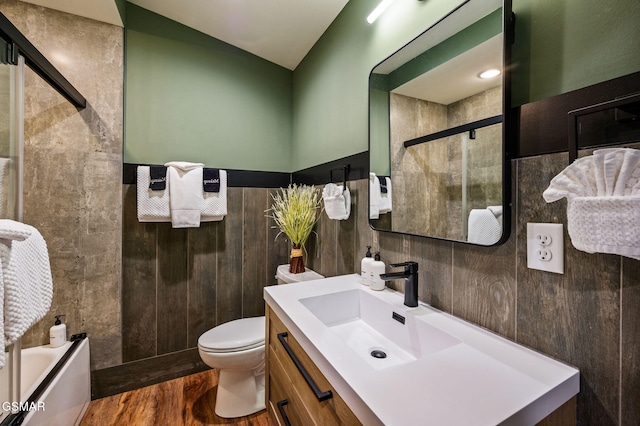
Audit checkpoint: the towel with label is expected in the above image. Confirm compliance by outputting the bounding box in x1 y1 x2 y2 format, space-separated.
137 166 171 222
201 169 228 222
378 176 392 214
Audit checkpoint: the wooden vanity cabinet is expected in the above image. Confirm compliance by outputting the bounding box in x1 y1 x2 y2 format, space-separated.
266 306 361 426
265 305 575 426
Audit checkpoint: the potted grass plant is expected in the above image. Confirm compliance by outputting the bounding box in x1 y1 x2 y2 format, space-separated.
267 184 321 273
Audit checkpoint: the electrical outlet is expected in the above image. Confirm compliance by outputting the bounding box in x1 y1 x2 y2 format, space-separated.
527 223 564 274
536 234 552 246
536 248 552 261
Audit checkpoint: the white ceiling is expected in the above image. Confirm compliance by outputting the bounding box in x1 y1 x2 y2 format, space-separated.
19 0 349 70
392 35 503 105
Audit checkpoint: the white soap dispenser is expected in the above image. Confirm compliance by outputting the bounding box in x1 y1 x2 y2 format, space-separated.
369 252 386 291
361 245 374 285
49 315 66 348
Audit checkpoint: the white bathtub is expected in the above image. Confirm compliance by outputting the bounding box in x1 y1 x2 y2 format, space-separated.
0 338 91 425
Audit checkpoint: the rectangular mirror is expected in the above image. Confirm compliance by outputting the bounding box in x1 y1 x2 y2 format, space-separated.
369 0 513 245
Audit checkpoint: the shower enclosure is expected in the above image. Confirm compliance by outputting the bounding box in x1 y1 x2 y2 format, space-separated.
0 11 85 422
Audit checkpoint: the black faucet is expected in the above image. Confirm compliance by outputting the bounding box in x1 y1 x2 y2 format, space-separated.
379 261 419 307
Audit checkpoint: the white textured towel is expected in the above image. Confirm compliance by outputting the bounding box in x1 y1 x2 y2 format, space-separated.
322 183 351 220
543 147 640 259
379 176 392 214
137 166 171 222
369 173 381 219
165 162 205 228
467 207 502 244
0 220 53 368
201 169 228 222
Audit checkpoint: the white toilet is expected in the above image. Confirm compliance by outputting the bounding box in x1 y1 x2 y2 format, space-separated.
197 265 323 418
198 316 266 418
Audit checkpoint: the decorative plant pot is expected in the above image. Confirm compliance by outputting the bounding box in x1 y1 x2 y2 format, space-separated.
289 244 305 273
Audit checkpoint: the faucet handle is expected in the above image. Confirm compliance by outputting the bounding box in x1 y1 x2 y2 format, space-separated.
389 261 418 272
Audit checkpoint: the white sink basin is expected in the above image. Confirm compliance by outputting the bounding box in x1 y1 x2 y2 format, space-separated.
299 289 460 370
264 274 580 426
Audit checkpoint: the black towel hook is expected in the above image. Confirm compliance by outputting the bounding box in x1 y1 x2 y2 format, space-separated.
330 164 351 190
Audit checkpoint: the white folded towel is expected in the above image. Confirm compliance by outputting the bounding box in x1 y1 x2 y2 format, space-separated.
467 207 502 244
378 176 392 214
369 173 381 219
543 147 640 259
165 161 205 228
0 220 53 368
201 169 228 222
322 183 351 220
137 166 171 222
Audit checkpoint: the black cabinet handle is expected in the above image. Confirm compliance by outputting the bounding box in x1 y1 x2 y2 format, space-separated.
277 332 333 402
277 399 292 426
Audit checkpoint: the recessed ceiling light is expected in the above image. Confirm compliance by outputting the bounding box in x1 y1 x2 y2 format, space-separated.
479 69 501 79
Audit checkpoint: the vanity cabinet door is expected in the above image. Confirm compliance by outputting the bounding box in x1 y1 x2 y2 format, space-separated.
268 346 314 426
266 306 361 426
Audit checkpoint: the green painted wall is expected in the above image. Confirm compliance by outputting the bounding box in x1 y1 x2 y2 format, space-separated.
124 4 293 172
292 0 456 171
123 0 640 172
293 0 640 171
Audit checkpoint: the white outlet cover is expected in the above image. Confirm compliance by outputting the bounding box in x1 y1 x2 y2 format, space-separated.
527 223 564 274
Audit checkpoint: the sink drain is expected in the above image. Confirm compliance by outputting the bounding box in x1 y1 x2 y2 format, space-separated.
370 349 387 359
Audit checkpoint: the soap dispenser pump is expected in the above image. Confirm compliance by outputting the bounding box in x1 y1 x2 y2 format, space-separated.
369 252 386 291
361 246 374 285
49 315 66 348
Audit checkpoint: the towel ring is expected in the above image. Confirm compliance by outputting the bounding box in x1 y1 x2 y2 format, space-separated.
330 164 350 190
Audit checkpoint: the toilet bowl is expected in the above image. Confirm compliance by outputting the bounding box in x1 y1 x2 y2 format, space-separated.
198 316 266 418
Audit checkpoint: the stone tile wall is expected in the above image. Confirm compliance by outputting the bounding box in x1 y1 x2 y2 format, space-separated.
0 0 124 370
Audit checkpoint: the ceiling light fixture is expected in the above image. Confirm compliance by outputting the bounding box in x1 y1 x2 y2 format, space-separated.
479 69 501 79
367 0 396 24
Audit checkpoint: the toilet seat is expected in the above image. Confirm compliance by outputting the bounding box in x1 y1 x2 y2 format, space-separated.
198 316 265 353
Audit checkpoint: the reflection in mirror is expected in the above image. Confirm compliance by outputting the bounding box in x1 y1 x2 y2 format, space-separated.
369 0 511 245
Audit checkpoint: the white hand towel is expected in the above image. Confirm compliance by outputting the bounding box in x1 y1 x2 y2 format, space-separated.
137 166 171 222
467 208 502 245
164 162 205 228
543 147 640 259
369 173 381 219
201 169 228 222
0 220 52 368
379 177 393 214
322 183 351 220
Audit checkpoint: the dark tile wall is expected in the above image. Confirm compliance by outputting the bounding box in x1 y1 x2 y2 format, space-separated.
120 150 639 424
121 184 288 363
306 154 639 426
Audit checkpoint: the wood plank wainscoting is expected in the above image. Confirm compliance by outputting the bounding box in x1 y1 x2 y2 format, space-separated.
81 369 273 426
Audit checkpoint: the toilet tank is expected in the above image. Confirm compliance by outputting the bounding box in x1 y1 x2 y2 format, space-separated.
276 264 324 284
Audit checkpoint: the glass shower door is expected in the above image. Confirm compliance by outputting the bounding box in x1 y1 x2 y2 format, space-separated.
0 37 24 421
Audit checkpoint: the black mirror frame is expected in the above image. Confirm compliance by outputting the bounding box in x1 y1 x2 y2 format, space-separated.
368 0 515 246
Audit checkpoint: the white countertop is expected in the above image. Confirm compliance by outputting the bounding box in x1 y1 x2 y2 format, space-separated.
264 274 579 426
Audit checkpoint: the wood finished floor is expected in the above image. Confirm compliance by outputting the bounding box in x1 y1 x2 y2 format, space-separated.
80 369 272 426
